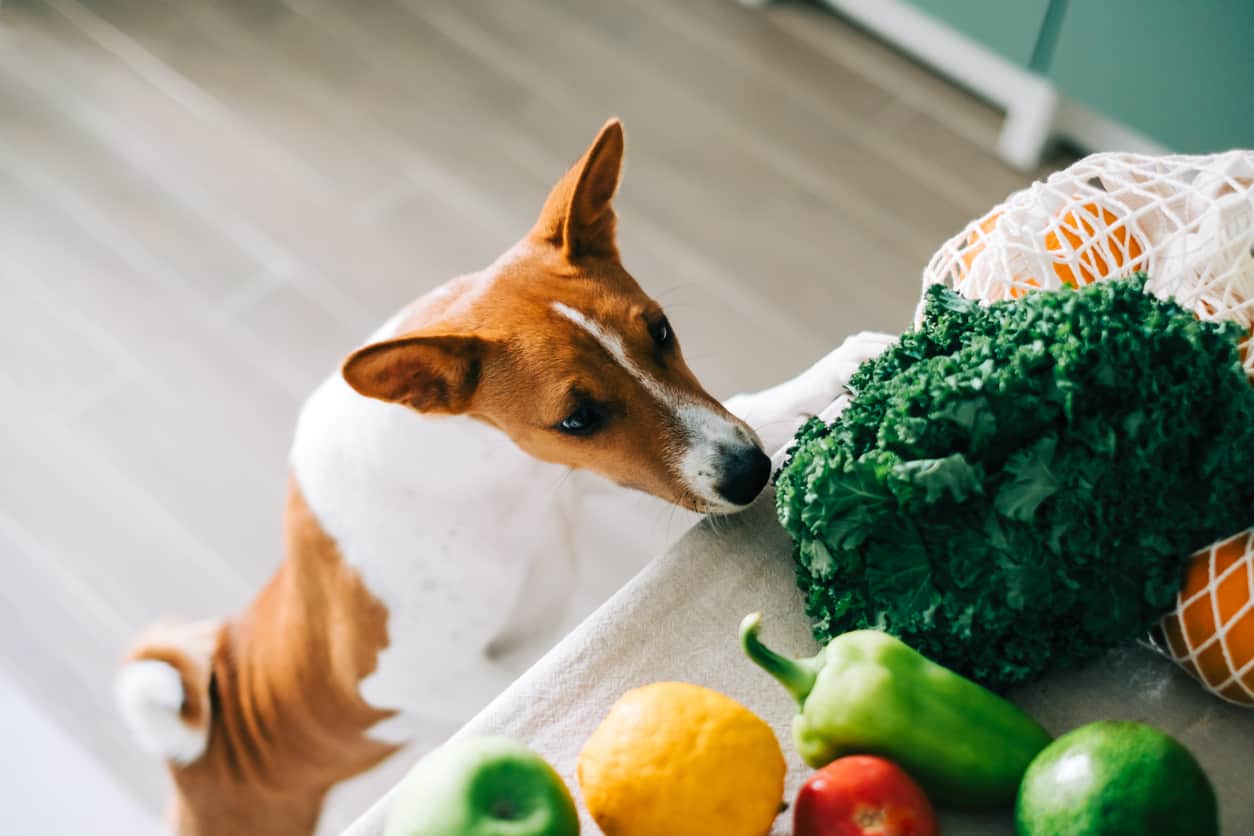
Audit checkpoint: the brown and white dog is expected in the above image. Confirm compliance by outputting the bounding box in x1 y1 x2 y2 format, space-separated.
116 119 892 835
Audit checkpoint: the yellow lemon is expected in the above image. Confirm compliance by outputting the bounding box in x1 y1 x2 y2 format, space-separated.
577 681 786 836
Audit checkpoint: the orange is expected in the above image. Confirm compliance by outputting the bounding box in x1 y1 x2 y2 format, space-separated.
1045 201 1145 287
956 202 1144 300
957 212 1000 280
1160 529 1254 705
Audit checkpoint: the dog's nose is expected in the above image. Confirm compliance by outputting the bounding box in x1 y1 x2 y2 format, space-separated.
714 444 772 507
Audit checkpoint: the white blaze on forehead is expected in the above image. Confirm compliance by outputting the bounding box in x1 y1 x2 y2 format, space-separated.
551 302 675 406
551 302 760 510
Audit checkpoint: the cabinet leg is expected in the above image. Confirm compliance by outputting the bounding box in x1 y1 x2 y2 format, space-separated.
996 77 1059 172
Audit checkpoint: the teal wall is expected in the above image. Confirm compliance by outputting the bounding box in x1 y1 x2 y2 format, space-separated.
905 0 1051 67
901 0 1254 152
1047 0 1254 152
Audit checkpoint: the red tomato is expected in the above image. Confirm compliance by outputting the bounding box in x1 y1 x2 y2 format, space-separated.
793 755 939 836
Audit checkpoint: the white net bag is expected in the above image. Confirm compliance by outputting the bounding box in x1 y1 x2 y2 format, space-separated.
919 150 1254 378
917 149 1254 705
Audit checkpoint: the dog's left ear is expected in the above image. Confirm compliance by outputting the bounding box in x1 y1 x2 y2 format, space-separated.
341 334 488 414
531 118 624 262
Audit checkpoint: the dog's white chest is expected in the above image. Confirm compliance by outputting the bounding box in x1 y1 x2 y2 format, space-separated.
290 374 688 742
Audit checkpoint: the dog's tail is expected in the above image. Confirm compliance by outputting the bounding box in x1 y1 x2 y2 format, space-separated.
115 619 221 765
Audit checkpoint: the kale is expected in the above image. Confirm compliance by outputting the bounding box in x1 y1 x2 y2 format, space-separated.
776 276 1254 690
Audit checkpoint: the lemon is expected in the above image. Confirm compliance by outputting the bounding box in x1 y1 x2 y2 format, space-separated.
577 681 786 836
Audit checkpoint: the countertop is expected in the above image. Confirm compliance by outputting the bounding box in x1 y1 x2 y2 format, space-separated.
343 492 1254 835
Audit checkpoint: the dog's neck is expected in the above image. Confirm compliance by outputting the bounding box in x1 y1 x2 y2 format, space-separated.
291 286 578 556
286 296 638 734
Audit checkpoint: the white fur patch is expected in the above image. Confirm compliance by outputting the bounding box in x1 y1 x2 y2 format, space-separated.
115 660 208 765
551 302 757 509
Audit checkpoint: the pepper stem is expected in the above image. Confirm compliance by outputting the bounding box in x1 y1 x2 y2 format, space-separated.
739 612 820 706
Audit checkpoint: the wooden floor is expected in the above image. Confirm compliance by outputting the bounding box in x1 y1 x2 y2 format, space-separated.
0 0 1065 831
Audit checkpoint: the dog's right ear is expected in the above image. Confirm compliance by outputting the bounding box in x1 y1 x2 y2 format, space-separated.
530 118 624 262
341 335 488 414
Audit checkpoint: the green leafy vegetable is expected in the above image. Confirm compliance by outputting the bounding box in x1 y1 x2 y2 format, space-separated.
776 276 1254 689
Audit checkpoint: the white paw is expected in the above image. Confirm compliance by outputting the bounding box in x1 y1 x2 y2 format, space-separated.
812 331 897 393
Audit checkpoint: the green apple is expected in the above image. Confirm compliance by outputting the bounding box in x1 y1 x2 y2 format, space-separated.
383 735 580 836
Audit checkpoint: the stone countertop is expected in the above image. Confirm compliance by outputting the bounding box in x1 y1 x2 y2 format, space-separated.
343 493 1254 835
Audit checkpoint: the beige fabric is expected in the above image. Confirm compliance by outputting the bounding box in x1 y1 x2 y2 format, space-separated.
343 494 1254 836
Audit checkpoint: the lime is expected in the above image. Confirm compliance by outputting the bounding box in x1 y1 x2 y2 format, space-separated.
1015 720 1217 836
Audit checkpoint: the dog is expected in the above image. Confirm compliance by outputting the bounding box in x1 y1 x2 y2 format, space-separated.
115 119 892 835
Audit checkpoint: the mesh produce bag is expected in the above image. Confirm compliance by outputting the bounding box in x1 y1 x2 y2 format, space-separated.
917 149 1254 704
919 150 1254 378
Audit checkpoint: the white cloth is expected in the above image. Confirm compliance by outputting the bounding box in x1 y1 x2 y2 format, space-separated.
344 493 1254 836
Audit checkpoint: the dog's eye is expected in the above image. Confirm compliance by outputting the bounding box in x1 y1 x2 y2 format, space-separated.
650 316 673 348
556 404 604 436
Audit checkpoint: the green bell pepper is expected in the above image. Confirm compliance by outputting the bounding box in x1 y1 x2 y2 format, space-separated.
740 612 1052 808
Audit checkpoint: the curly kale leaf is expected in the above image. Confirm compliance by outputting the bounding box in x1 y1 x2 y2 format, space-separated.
776 276 1254 689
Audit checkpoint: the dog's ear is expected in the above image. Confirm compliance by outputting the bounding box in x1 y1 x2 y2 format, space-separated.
531 118 624 262
341 334 488 414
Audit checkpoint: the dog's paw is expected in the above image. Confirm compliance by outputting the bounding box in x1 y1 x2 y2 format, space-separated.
811 331 897 393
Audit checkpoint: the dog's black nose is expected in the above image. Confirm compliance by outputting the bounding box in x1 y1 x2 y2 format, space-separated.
714 444 772 507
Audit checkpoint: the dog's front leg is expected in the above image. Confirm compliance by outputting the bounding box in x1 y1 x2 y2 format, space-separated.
724 331 896 460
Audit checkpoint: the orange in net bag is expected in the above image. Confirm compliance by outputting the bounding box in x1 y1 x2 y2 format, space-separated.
1045 201 1145 288
1156 529 1254 706
959 201 1146 300
920 150 1254 705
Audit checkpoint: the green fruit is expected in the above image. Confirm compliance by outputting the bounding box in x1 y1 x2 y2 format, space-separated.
1015 721 1217 836
383 735 580 836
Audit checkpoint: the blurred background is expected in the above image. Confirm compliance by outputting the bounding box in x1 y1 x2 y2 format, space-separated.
0 0 1248 833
